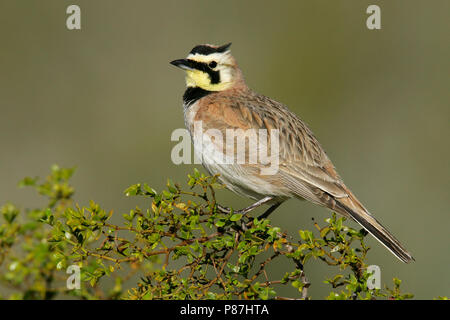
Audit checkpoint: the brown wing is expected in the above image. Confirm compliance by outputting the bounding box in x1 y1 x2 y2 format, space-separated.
194 89 349 203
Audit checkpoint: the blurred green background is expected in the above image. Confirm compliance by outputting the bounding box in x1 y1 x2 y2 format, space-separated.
0 0 448 299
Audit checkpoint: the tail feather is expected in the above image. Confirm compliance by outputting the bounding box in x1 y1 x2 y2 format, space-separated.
336 194 414 263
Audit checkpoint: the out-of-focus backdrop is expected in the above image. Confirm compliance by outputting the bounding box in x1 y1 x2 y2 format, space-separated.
0 0 448 299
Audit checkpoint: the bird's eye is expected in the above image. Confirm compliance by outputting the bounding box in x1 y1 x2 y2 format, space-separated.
208 61 217 68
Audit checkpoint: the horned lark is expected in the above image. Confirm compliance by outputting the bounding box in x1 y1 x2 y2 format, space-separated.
170 43 414 263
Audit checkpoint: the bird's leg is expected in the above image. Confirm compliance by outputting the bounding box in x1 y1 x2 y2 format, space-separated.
237 196 274 214
216 196 274 215
257 202 282 220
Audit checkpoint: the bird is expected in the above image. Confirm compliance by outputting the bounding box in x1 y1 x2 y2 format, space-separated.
170 43 414 263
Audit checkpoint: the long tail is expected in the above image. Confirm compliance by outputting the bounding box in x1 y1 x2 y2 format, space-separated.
336 191 414 263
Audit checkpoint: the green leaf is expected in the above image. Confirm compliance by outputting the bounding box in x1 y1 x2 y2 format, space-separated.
320 227 330 238
299 230 307 241
1 203 19 224
230 213 243 221
124 184 141 196
215 220 226 227
18 176 38 188
143 183 157 196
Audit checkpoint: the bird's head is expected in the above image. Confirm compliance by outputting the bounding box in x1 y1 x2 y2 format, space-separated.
170 43 243 92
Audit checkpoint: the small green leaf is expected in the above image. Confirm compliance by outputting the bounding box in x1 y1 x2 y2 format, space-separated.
215 220 226 227
124 184 141 197
143 183 157 196
230 213 243 221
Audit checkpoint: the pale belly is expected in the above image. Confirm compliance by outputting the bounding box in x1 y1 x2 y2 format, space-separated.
200 159 287 201
184 101 290 201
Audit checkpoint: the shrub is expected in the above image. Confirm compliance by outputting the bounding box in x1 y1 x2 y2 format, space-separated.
0 165 413 300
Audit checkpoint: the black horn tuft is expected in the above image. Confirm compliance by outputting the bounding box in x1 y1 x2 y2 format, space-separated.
190 43 232 55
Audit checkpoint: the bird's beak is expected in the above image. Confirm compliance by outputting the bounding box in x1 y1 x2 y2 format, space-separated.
170 59 193 70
